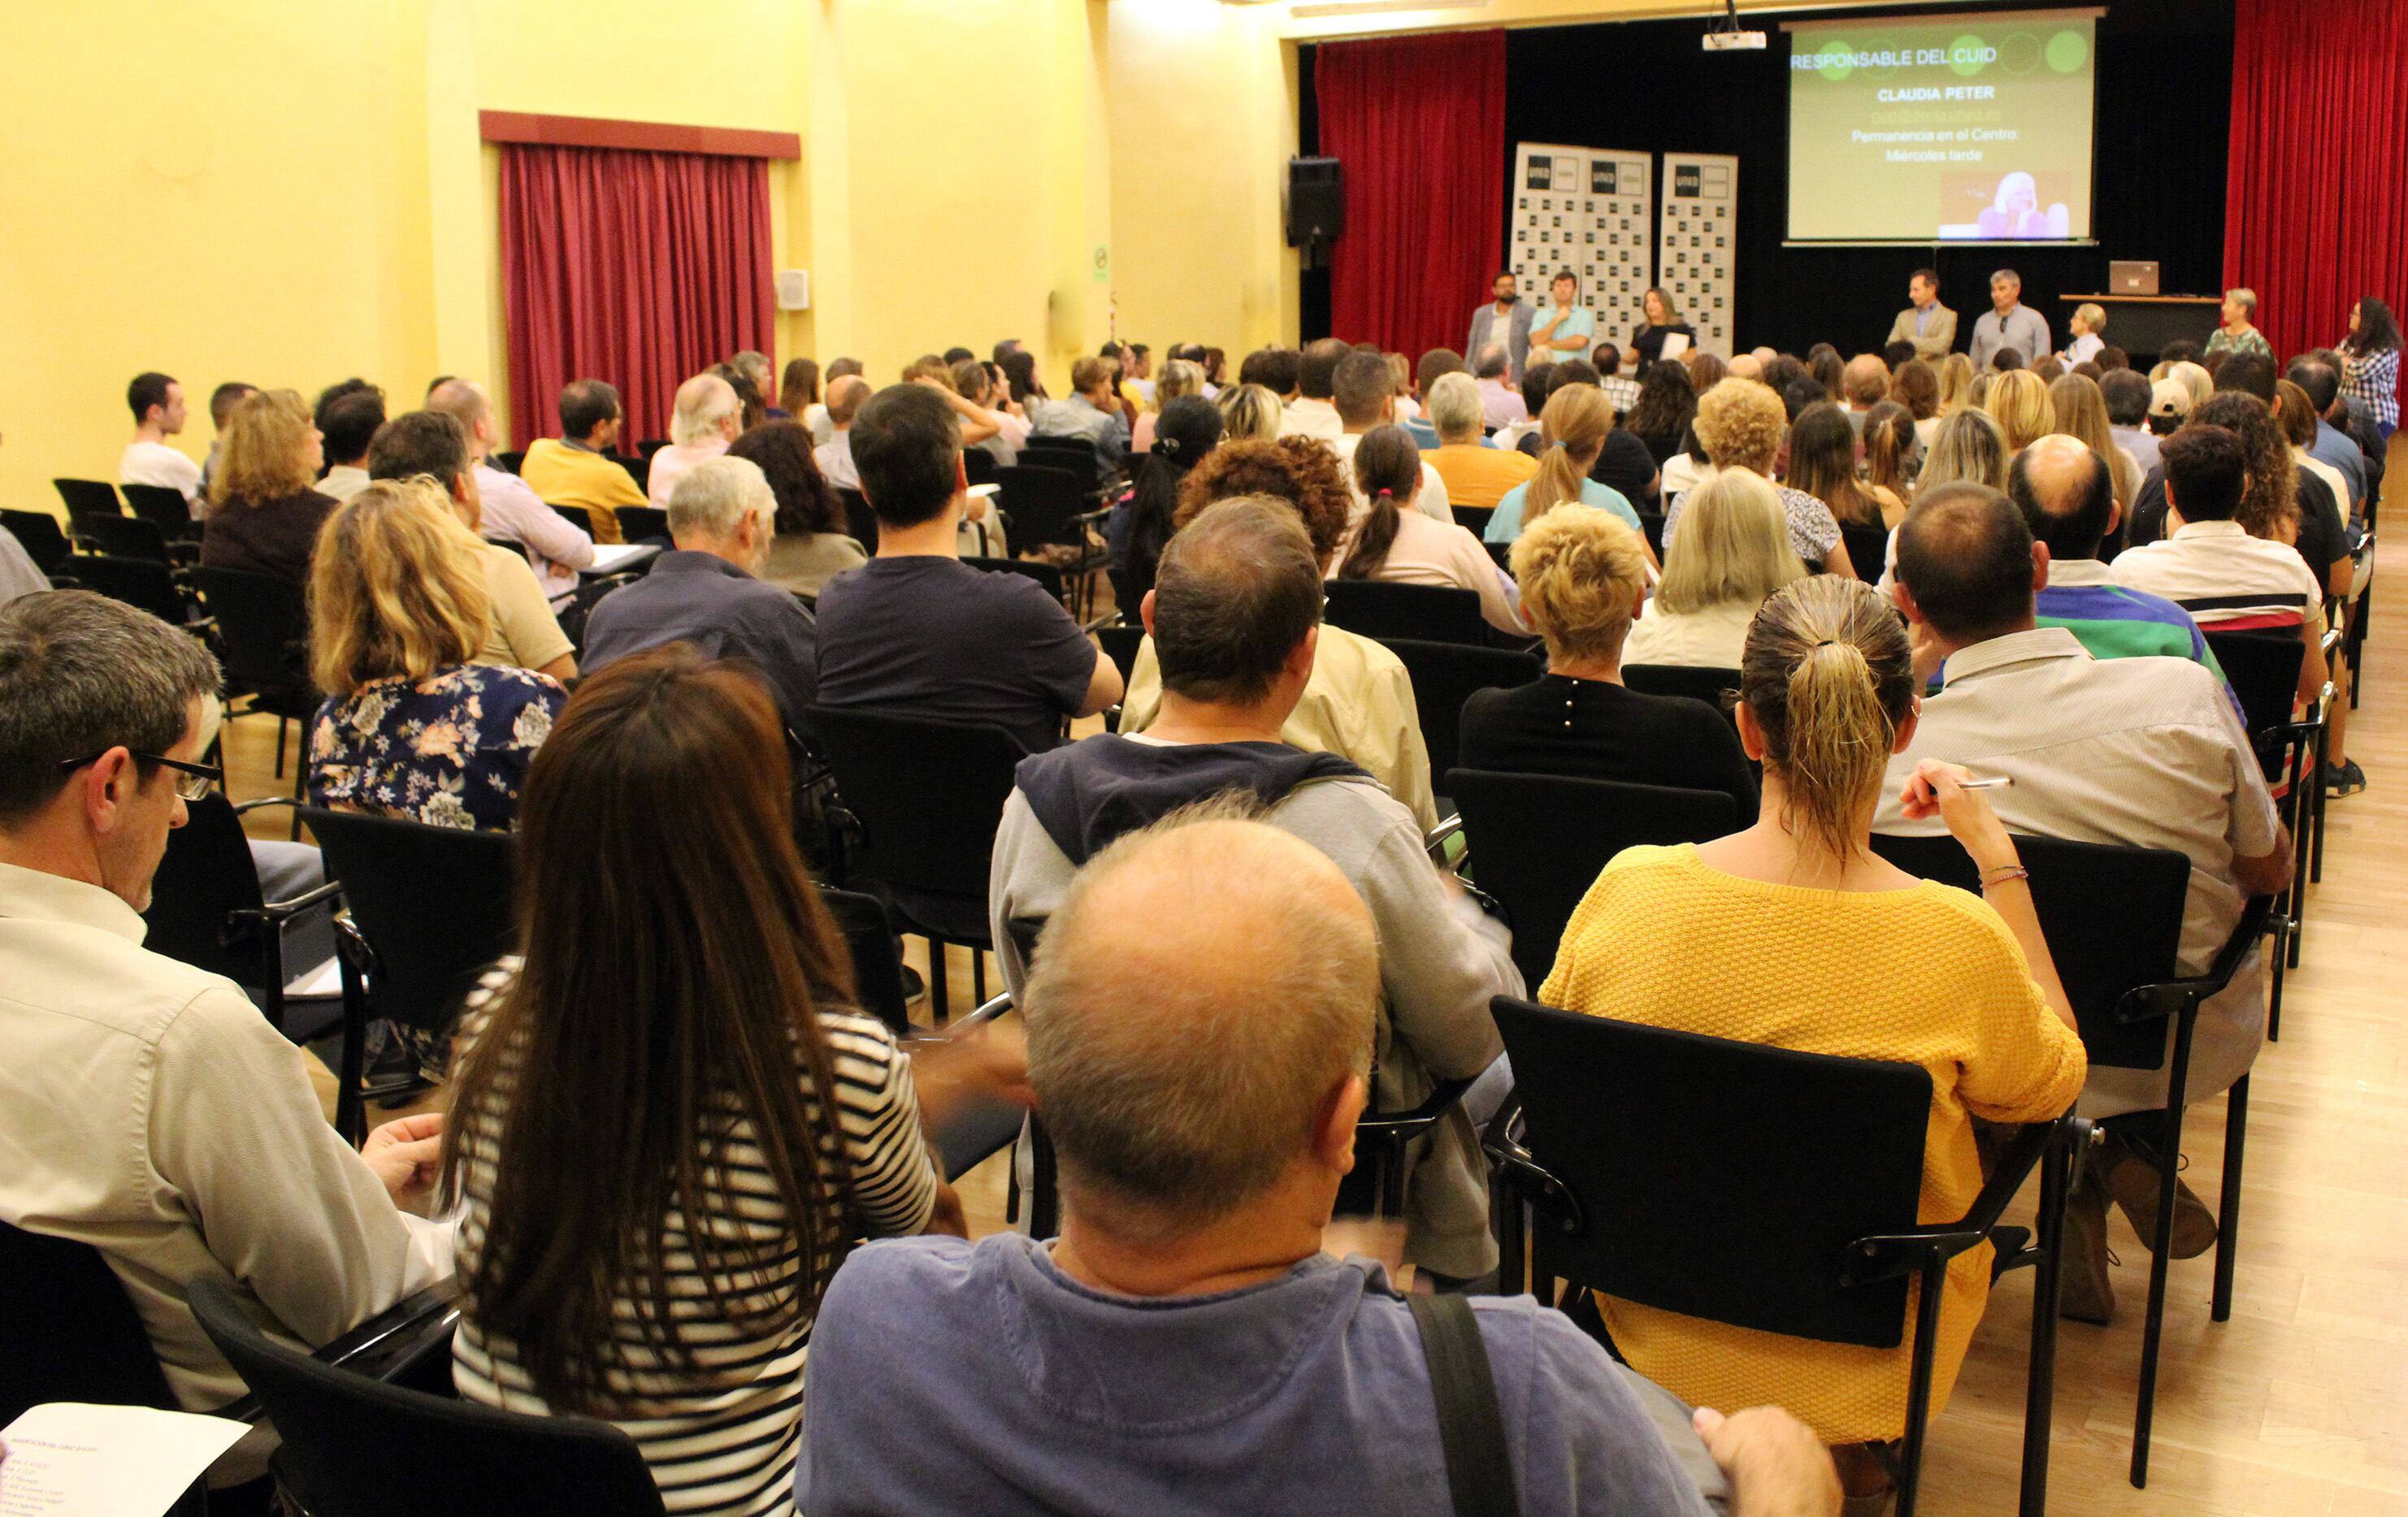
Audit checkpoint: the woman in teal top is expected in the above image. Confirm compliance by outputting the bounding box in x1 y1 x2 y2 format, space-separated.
1528 270 1595 369
1486 382 1644 548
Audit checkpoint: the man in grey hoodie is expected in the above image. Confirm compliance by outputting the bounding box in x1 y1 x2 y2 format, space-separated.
989 496 1521 1283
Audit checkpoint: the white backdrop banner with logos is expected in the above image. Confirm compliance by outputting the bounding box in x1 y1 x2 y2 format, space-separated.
1508 142 1654 359
1658 153 1740 359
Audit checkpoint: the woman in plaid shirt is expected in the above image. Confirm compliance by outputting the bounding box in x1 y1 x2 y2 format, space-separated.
2339 297 2401 437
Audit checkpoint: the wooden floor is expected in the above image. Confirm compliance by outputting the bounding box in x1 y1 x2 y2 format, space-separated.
222 450 2408 1516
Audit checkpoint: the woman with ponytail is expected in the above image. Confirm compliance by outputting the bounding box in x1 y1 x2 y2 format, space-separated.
1107 394 1224 609
1486 383 1643 551
1336 425 1529 635
1542 574 2084 1509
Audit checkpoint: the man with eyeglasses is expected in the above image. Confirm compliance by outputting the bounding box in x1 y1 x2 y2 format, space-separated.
0 591 453 1512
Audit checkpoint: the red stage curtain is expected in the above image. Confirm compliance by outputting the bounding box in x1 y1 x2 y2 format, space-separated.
500 144 774 448
1315 31 1507 357
2224 0 2408 360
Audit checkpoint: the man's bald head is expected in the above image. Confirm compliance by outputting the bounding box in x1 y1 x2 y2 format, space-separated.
1842 353 1890 407
1894 482 2041 644
670 372 739 445
1025 810 1378 1242
424 379 493 457
1151 497 1322 707
1727 353 1764 382
2007 433 2115 561
825 374 870 428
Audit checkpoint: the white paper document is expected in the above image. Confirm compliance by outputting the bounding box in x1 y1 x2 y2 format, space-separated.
0 1402 248 1516
588 543 660 574
1657 332 1691 361
284 956 341 998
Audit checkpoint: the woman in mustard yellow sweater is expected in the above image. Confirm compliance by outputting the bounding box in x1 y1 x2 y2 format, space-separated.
1541 574 2086 1508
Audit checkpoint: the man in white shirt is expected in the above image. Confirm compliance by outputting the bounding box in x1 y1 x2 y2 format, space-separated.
648 371 741 507
1877 484 2288 1324
0 591 453 1491
815 374 870 490
1329 351 1452 525
1277 339 1352 444
1968 268 2052 373
311 384 385 503
427 379 595 601
120 371 203 502
1472 345 1529 430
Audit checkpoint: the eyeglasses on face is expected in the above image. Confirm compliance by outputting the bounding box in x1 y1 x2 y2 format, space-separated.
56 752 222 802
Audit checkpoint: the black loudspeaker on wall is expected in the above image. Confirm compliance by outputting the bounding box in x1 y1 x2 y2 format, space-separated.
1286 157 1343 258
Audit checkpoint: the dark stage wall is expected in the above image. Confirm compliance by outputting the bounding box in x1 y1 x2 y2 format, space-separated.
1301 0 2233 358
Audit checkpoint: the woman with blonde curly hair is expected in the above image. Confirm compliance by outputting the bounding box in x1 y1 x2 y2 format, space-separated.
1663 379 1850 575
1460 506 1754 812
1117 435 1439 830
201 388 335 586
1982 369 2054 452
306 478 568 832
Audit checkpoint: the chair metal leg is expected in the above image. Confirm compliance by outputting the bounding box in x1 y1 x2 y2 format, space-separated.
274 716 288 779
2132 1013 2196 1488
332 945 370 1148
2267 918 2289 1042
926 938 948 1025
2213 1077 2248 1322
2286 743 2313 970
1029 1116 1061 1237
974 947 987 1006
2019 1120 2077 1517
1894 1252 1947 1517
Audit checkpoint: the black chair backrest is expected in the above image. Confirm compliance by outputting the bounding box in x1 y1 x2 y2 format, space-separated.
962 449 999 488
54 477 123 522
637 438 671 461
838 488 879 553
1 509 73 574
485 535 532 564
1451 504 1497 540
121 482 199 539
1449 769 1736 987
75 512 174 563
0 1220 176 1425
191 566 312 694
491 449 526 475
805 707 1024 904
69 554 187 625
963 554 1065 602
994 465 1088 548
1839 521 1890 583
1482 539 1512 573
141 791 271 986
299 808 515 1034
1494 997 1932 1347
549 502 595 536
2202 630 2306 743
820 885 911 1037
187 1278 665 1517
1621 663 1742 725
1323 579 1486 646
614 505 670 543
1868 832 2190 1069
1096 623 1145 687
1378 638 1543 788
1020 436 1101 491
611 451 650 494
1636 509 1667 559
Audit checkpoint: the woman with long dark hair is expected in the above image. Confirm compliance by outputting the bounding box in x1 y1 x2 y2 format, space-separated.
444 648 1015 1517
1621 359 1699 468
2339 296 2401 436
1109 394 1223 608
1783 402 1885 530
1335 426 1528 635
778 358 821 423
729 419 863 597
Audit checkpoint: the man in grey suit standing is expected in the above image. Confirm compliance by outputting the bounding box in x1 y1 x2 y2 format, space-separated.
1468 272 1534 384
1885 268 1958 359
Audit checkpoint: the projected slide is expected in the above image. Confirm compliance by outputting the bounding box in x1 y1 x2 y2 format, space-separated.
1785 8 2098 244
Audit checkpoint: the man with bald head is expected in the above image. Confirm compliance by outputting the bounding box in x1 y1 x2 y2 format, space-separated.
1840 353 1890 434
2007 434 2230 690
1877 482 2287 1324
426 379 595 600
805 809 1838 1517
991 497 1519 1285
647 371 740 507
813 374 872 491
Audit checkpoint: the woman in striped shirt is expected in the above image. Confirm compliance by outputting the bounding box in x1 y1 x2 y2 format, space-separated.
440 646 1008 1517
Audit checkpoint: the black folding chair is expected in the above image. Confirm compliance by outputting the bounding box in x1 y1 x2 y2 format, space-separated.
838 487 879 553
1868 831 2279 1488
613 504 670 544
54 476 124 522
2203 630 2324 992
805 707 1025 1024
1621 662 1742 726
1377 639 1542 806
1 508 74 574
636 438 671 462
299 807 516 1143
1451 503 1498 540
490 449 526 475
1096 622 1146 734
964 553 1065 604
142 793 344 1042
1020 435 1104 493
72 511 185 564
549 502 595 537
962 448 1000 488
189 1278 666 1517
122 482 202 541
1839 520 1891 583
610 450 650 496
995 465 1108 618
1 1220 181 1426
1323 579 1486 646
69 553 202 628
191 567 319 817
1447 769 1736 988
1486 999 2085 1517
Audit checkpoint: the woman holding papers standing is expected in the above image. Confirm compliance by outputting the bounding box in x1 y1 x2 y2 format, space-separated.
1629 287 1697 368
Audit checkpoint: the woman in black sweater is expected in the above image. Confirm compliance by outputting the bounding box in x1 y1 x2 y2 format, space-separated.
1458 505 1757 816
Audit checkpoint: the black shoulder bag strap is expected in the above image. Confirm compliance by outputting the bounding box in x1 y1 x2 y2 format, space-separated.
1408 1292 1523 1517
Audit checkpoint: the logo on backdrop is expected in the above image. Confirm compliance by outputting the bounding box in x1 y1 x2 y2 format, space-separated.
1674 165 1703 197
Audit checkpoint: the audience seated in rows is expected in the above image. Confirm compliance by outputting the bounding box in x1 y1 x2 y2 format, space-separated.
1920 406 2011 495
1129 358 1203 456
1787 401 1893 530
428 379 595 601
1117 436 1438 831
366 410 575 682
0 590 452 1497
1329 351 1452 522
649 371 741 509
2276 373 2359 522
1663 380 1851 577
1547 573 2085 1504
201 388 338 586
518 378 648 544
312 380 386 502
1277 338 1351 444
580 457 819 731
1108 394 1224 609
728 418 866 598
1425 371 1538 509
445 648 1013 1517
993 498 1519 1281
809 806 1838 1516
1336 427 1528 635
121 370 205 503
1030 356 1132 471
1461 508 1755 815
306 479 567 832
1488 382 1642 544
1472 343 1528 430
1625 468 1807 670
1879 483 2288 1321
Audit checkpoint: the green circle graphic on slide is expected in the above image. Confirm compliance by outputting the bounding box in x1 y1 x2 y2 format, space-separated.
1947 33 1991 76
1998 31 2042 75
2046 29 2090 72
1813 38 1854 80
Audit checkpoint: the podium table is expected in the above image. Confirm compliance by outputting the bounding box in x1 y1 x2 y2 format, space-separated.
2062 294 2221 360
